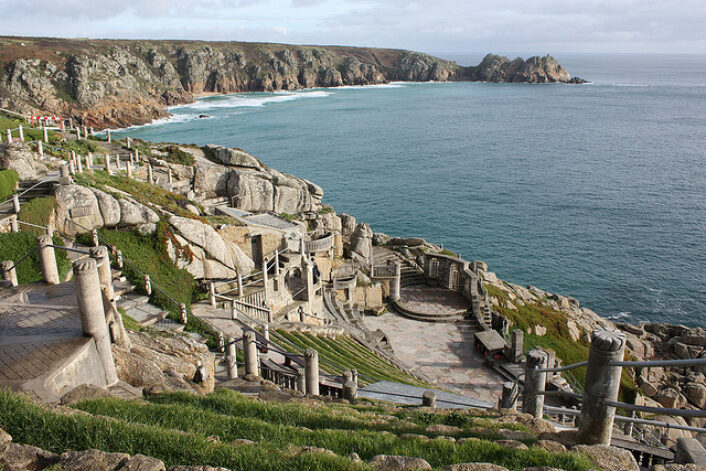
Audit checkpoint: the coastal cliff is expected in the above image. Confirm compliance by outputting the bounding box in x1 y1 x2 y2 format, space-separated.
0 36 584 128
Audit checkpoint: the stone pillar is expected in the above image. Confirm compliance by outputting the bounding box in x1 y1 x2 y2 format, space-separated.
544 348 556 383
226 336 238 379
511 329 524 363
115 154 120 170
168 168 173 185
422 390 437 408
296 368 306 393
126 161 132 178
126 137 131 149
1 261 18 287
237 272 244 297
46 222 54 238
91 229 99 247
5 129 11 144
343 377 357 402
522 349 548 419
209 281 216 307
230 301 238 320
75 152 83 173
300 237 305 256
304 258 315 302
37 235 59 285
68 160 76 175
90 127 95 136
89 246 114 302
274 250 280 277
43 126 49 143
500 381 517 411
144 274 151 296
304 348 320 396
217 331 225 353
10 215 18 233
105 154 112 174
264 323 270 342
391 262 401 301
18 125 24 141
60 164 70 180
38 141 43 158
244 331 259 377
179 303 188 324
577 330 626 446
106 130 111 143
83 126 88 139
333 232 343 258
147 164 153 184
73 258 118 385
87 152 93 170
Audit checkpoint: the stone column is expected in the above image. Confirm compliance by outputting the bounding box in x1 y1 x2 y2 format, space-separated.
90 245 115 301
422 390 437 407
147 164 153 184
296 368 306 393
264 323 270 342
75 152 83 173
274 250 280 277
37 235 59 285
237 272 244 297
10 215 18 233
83 126 88 138
230 301 238 320
511 329 524 363
577 330 626 445
18 125 24 141
304 348 320 396
5 129 11 144
304 258 315 302
500 382 517 411
91 229 99 247
105 154 112 174
68 160 76 175
522 349 548 419
38 141 43 158
168 168 173 185
333 232 343 258
12 194 20 214
43 127 49 143
544 348 556 383
209 281 216 307
73 258 118 385
343 377 357 402
106 130 111 143
226 336 238 379
115 154 120 170
1 261 18 287
126 161 132 178
179 303 188 324
262 260 269 304
244 331 259 377
391 262 401 301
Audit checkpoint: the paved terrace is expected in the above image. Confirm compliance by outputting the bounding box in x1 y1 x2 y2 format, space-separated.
363 312 505 405
396 286 470 316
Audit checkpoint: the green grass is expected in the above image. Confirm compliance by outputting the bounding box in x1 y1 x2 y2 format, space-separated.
74 170 203 220
0 169 18 201
0 231 71 284
44 139 106 159
17 196 56 236
161 144 195 166
439 249 457 257
275 330 429 388
78 227 215 347
0 391 357 471
0 113 61 143
64 390 594 471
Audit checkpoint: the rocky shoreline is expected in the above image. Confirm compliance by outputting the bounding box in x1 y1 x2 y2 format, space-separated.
1 36 584 128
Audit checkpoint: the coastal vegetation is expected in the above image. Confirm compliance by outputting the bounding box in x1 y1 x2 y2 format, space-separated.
0 168 18 200
0 231 70 284
17 196 56 235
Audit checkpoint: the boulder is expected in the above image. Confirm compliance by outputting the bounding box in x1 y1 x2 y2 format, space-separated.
0 428 11 447
350 222 373 260
204 145 262 170
340 213 356 237
425 424 462 435
640 381 658 398
60 384 111 405
494 439 528 450
0 142 46 181
0 443 59 471
373 232 391 246
54 184 104 235
681 328 706 347
652 465 706 471
532 440 567 453
193 160 230 199
370 455 432 470
656 387 688 409
684 382 706 409
122 454 166 471
117 198 158 226
388 237 426 247
91 188 121 226
570 444 639 471
443 464 509 471
59 449 130 471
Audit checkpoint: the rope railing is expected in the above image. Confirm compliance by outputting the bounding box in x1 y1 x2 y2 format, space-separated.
6 248 36 271
0 176 58 207
604 400 706 418
535 361 588 374
610 358 706 368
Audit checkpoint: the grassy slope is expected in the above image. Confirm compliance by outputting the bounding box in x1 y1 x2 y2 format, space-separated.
0 231 70 284
0 169 18 201
0 389 594 471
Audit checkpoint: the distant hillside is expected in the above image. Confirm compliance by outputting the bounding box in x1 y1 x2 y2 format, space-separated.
0 36 584 128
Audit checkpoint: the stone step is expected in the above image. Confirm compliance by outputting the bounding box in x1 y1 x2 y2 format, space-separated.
151 318 185 332
123 302 168 326
117 292 151 311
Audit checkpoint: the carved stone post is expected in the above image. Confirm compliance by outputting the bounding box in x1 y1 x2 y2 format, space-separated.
230 301 237 320
209 281 216 307
511 329 524 363
73 258 118 385
37 235 59 285
422 390 437 408
500 381 517 411
10 215 18 233
577 330 626 445
106 130 111 143
105 153 112 174
12 194 20 214
226 336 238 379
391 262 401 301
179 303 188 324
38 141 43 158
5 129 11 144
43 127 49 143
144 274 152 296
244 331 259 377
296 368 306 393
304 348 320 396
89 246 115 303
126 161 132 178
18 125 24 141
1 261 18 287
522 349 547 419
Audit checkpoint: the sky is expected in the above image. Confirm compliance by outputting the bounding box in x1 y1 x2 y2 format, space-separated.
2 0 706 56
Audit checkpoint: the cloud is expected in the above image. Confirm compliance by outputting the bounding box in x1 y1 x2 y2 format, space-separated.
1 0 705 53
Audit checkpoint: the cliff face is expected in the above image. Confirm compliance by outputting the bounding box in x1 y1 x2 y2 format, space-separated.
0 37 584 128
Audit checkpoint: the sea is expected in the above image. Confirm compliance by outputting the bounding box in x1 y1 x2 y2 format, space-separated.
111 53 706 327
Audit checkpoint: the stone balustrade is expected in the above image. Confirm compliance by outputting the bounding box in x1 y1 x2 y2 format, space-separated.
305 233 334 254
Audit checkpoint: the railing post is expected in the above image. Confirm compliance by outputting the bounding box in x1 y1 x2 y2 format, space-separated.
237 272 243 297
422 390 437 408
304 347 320 396
262 260 269 303
83 126 88 139
144 274 152 296
73 258 118 385
522 349 547 419
147 164 153 184
42 126 49 143
59 164 70 180
37 140 43 158
18 125 24 141
500 381 518 411
209 281 216 307
511 329 524 363
106 130 111 143
391 262 401 301
105 153 112 174
10 215 18 233
12 194 20 214
230 300 237 320
217 331 225 353
89 246 115 302
226 336 238 379
179 303 188 324
264 323 270 342
1 261 18 287
244 331 259 377
126 161 132 178
126 137 131 149
116 249 124 269
577 330 626 445
168 168 173 185
5 129 11 144
296 367 306 393
37 235 59 285
343 372 357 402
91 229 99 247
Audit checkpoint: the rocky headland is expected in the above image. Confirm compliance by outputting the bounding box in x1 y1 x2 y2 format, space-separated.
0 36 584 128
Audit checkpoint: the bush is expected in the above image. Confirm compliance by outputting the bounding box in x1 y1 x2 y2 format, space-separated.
0 169 19 201
0 231 71 284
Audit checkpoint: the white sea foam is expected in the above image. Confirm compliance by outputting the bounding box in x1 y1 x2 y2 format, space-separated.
171 90 332 112
607 311 631 320
97 113 202 133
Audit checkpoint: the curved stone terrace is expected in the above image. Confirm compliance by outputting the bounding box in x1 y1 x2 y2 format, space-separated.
394 286 470 322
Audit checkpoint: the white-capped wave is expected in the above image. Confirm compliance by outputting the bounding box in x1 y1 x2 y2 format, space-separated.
607 311 631 320
97 113 203 133
171 90 332 112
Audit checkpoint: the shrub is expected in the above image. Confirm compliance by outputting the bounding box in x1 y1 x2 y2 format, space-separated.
0 169 19 201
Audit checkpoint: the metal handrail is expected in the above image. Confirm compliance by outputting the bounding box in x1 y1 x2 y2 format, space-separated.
0 176 58 207
536 361 588 374
610 358 706 368
603 400 706 418
6 248 36 271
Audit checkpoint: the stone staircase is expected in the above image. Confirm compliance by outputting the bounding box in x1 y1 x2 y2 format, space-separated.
114 281 184 333
400 265 426 287
16 179 56 203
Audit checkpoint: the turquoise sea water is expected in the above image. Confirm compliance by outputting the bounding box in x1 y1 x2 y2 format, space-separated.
114 54 706 327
